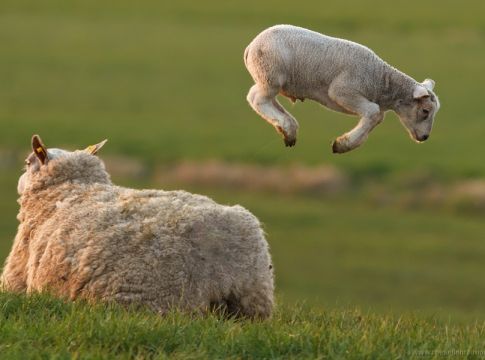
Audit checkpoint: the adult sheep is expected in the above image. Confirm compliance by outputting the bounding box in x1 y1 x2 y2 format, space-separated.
244 24 440 153
1 135 274 319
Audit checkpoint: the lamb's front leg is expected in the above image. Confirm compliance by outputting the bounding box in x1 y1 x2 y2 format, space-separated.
328 88 384 153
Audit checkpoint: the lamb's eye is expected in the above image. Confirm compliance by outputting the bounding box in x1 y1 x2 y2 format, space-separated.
423 109 430 115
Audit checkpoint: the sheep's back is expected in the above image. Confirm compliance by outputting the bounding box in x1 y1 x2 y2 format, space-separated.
28 185 269 302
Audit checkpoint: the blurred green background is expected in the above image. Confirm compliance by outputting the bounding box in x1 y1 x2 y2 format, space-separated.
1 0 485 322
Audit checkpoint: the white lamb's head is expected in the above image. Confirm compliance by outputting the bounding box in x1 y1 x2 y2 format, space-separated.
18 135 108 195
395 79 440 143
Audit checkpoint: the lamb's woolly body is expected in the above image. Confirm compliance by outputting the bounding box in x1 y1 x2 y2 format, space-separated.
245 25 417 109
244 24 440 152
2 152 274 318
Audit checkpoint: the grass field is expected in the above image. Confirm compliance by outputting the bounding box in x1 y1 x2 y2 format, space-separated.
1 0 485 356
2 293 485 359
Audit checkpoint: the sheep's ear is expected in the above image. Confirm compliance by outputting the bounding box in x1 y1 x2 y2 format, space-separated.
31 134 48 165
84 139 107 155
422 78 435 91
413 85 429 99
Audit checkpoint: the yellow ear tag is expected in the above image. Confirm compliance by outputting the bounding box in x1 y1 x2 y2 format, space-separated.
36 146 46 155
83 139 107 155
85 145 97 154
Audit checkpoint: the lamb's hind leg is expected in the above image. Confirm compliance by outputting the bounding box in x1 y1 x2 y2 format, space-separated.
247 84 299 146
328 85 384 153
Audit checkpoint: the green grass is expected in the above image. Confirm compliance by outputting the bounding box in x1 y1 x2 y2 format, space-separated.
1 292 485 359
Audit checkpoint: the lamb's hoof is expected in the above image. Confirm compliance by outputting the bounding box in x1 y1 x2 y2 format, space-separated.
275 126 296 147
284 137 296 147
332 139 348 154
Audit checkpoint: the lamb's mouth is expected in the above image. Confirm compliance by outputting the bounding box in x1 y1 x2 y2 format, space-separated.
411 131 429 143
409 130 419 143
409 130 422 143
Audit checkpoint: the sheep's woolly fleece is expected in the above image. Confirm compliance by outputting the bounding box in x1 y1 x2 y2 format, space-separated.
1 151 274 318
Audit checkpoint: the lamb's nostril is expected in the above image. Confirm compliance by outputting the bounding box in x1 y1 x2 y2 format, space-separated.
420 134 429 141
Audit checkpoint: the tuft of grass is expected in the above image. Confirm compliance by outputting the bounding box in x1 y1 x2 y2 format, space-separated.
1 292 485 359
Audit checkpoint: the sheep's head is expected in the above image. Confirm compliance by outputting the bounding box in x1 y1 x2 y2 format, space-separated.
395 79 440 143
18 135 108 195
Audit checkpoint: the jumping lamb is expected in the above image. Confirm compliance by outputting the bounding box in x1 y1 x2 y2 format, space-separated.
244 24 440 153
1 135 274 318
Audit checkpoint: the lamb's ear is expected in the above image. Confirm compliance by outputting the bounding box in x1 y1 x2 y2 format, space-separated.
31 134 48 165
422 78 435 91
84 139 107 155
413 85 429 99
